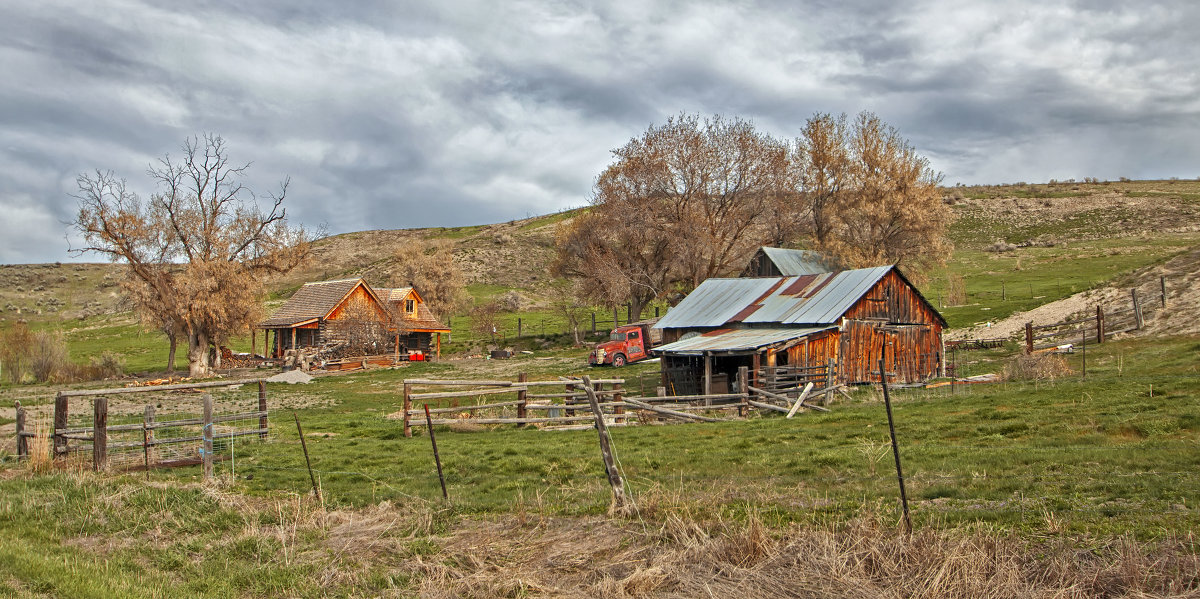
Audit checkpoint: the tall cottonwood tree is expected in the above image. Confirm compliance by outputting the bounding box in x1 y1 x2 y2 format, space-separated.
555 114 793 315
795 112 950 277
390 239 469 320
72 134 310 376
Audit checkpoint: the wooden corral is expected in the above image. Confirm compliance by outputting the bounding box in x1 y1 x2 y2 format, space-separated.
655 262 946 395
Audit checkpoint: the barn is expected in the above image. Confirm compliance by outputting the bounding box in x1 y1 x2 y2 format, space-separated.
653 264 945 395
256 278 450 360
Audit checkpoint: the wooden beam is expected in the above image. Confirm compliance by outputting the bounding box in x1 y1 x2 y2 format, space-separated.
624 398 720 422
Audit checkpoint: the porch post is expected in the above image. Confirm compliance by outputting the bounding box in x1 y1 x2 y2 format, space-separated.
703 351 712 397
251 327 255 357
436 333 442 359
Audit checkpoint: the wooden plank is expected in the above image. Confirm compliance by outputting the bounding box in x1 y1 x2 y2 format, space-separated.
408 387 527 400
523 402 625 410
58 378 264 398
748 386 830 412
582 375 628 511
408 400 523 415
404 379 516 387
746 399 790 414
422 415 619 425
623 398 721 422
787 383 815 418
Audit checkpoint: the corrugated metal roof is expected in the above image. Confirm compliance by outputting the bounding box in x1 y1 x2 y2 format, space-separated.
654 278 782 328
760 247 838 275
656 265 894 329
654 327 834 355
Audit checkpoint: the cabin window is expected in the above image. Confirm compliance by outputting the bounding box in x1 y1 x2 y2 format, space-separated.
405 299 415 313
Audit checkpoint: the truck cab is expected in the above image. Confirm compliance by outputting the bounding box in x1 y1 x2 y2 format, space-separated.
589 324 652 367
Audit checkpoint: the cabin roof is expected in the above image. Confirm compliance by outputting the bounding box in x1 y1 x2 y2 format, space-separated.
260 278 370 328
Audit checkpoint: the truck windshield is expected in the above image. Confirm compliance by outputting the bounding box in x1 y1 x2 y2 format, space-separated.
610 332 624 341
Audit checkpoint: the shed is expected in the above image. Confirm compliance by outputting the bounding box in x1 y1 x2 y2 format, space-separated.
654 265 945 394
741 247 840 277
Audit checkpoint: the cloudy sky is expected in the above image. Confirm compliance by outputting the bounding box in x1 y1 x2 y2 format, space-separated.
3 0 1198 263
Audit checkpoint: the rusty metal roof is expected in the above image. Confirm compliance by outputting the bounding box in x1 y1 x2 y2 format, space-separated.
656 265 894 329
760 247 838 275
653 326 834 355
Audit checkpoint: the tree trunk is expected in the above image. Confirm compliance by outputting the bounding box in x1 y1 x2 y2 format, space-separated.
187 330 211 377
166 332 178 374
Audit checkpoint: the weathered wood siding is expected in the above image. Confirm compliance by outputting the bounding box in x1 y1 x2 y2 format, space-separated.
782 329 838 369
322 285 394 347
839 270 942 383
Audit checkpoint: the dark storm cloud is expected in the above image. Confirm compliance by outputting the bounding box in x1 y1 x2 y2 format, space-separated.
3 0 1199 263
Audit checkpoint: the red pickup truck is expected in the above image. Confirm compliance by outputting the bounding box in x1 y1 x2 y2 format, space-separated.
589 323 659 367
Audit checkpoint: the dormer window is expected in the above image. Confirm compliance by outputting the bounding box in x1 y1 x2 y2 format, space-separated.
405 299 415 314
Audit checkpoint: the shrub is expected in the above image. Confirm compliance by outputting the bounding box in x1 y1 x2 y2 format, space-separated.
0 322 34 383
1003 353 1073 382
945 274 966 306
89 351 125 379
497 290 526 311
29 330 70 383
985 240 1018 253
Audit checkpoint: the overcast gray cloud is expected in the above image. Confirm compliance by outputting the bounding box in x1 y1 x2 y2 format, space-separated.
2 0 1198 263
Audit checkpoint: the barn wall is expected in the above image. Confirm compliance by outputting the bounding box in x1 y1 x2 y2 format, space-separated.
783 329 839 369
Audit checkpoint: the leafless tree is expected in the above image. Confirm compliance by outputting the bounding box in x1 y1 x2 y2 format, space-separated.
72 134 310 376
391 239 469 320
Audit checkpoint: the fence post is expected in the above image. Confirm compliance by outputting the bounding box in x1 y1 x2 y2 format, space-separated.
879 350 911 534
93 397 108 472
1131 289 1144 329
824 358 835 406
613 380 625 424
591 312 596 336
1025 322 1034 354
144 404 157 466
15 401 27 461
1161 275 1167 308
518 317 522 338
403 383 413 438
581 375 627 512
53 391 67 458
517 373 528 424
737 366 749 417
202 394 213 481
258 380 268 439
1096 306 1105 344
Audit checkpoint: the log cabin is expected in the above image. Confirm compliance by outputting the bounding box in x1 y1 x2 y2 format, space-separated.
653 264 945 395
256 278 450 361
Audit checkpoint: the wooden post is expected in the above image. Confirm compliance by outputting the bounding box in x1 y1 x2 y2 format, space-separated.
737 366 749 417
291 327 297 354
590 312 596 336
436 333 441 360
53 391 67 458
15 401 27 461
394 333 400 363
293 412 321 502
423 404 448 500
613 380 625 424
251 327 255 357
258 380 269 439
93 397 108 472
403 383 413 438
202 394 213 481
752 352 761 390
1096 306 1105 344
517 317 522 338
517 373 528 424
824 358 835 406
1081 330 1086 378
581 375 627 512
703 352 713 403
879 349 911 533
144 404 157 466
1025 322 1034 354
1131 289 1144 329
1160 275 1167 308
655 306 660 318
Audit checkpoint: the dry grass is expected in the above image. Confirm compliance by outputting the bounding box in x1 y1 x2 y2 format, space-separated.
1003 353 1074 382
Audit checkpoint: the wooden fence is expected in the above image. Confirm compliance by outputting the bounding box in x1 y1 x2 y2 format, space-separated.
16 378 269 476
1024 283 1167 353
401 368 831 435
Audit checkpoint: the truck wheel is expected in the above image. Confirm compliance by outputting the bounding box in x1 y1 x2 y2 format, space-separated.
612 353 626 367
